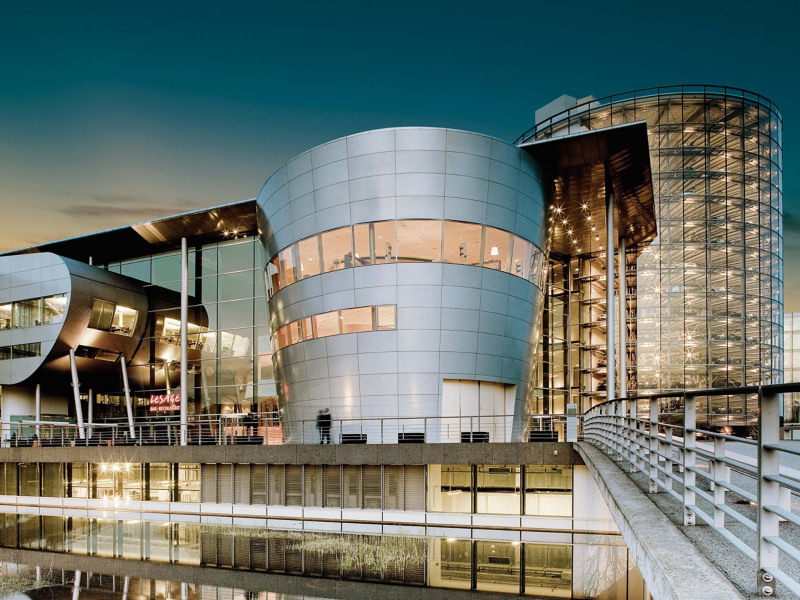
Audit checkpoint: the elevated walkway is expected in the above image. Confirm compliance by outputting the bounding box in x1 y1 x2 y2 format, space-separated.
576 442 744 600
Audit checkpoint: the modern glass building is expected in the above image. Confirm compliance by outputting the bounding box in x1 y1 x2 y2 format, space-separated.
520 86 783 430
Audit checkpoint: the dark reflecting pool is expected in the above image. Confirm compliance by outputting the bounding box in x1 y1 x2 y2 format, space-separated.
0 515 645 599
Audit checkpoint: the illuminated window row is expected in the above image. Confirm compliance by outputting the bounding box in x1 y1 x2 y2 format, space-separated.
0 342 41 361
267 220 545 296
274 305 396 351
0 294 67 330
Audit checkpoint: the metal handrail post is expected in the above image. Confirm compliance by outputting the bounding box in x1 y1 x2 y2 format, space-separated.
630 398 639 473
683 393 696 526
713 435 727 528
757 385 780 593
664 425 673 494
648 397 658 493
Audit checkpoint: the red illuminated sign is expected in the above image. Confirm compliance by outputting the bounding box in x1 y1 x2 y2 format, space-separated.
149 394 181 413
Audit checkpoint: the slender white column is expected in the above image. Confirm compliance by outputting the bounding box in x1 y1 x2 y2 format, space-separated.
73 570 81 600
180 237 188 445
35 383 41 436
605 187 616 402
121 357 135 439
88 388 94 438
619 236 627 399
68 349 86 439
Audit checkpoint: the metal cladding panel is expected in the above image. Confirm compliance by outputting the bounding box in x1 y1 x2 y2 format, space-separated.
257 128 548 440
0 252 148 385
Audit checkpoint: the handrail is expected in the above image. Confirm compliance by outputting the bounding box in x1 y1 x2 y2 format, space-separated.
583 382 800 596
1 413 582 448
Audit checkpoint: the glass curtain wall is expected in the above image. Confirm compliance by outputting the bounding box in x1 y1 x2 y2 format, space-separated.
105 236 276 417
529 87 783 424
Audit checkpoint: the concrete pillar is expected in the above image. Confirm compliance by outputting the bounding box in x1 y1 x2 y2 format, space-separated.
69 349 86 439
605 186 615 402
87 388 93 438
180 237 188 445
619 236 627 399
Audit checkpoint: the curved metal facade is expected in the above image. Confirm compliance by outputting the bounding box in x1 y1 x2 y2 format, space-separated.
0 253 148 387
256 128 549 440
523 86 783 402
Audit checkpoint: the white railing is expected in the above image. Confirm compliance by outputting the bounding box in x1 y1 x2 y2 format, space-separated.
584 382 800 597
1 413 578 447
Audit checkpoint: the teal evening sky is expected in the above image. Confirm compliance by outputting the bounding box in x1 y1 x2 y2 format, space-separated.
0 0 797 305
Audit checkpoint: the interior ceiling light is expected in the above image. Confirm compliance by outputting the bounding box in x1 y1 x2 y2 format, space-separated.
490 246 499 256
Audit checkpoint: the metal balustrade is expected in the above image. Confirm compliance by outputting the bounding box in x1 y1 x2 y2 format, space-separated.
1 413 580 448
583 382 800 597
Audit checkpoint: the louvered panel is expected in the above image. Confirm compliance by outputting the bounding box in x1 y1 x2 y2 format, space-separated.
251 464 266 505
323 465 341 508
217 533 233 567
199 585 218 600
268 538 285 572
234 464 250 505
286 544 303 574
233 536 250 569
342 466 361 509
201 464 216 504
217 464 233 504
250 537 267 570
201 533 216 565
304 465 322 507
404 466 426 511
383 466 403 511
363 466 382 510
285 465 303 507
268 465 285 506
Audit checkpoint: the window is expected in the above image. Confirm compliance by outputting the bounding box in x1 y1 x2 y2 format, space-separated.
0 347 10 360
88 299 115 332
148 464 173 501
443 221 482 266
178 463 200 503
429 465 472 513
511 236 532 279
340 307 373 334
70 463 89 498
12 343 40 358
321 227 353 272
476 465 520 515
287 320 304 345
268 255 281 293
353 223 372 267
13 298 42 328
218 240 254 273
43 295 67 325
483 227 512 271
313 311 339 338
377 305 396 330
0 304 10 330
524 466 572 517
297 236 320 279
110 305 138 336
373 221 396 264
278 246 297 287
397 220 441 263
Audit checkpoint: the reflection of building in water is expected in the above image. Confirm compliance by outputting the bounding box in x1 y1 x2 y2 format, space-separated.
1 516 643 598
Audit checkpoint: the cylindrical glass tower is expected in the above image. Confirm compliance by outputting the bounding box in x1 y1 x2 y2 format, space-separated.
520 86 783 428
